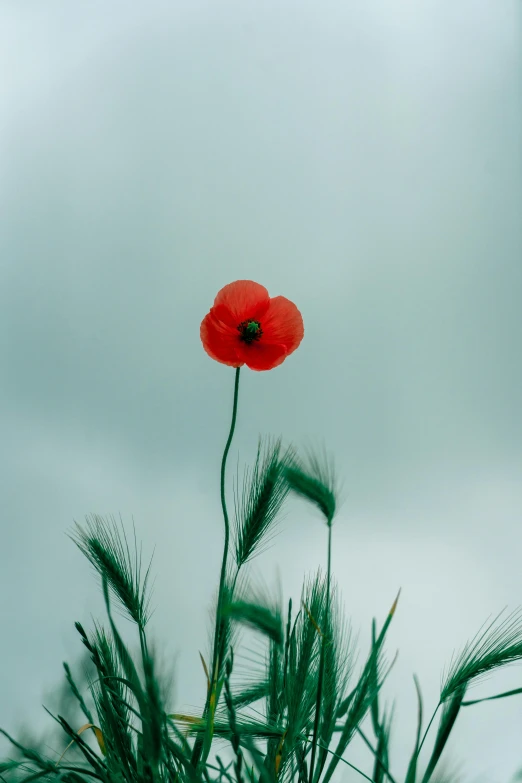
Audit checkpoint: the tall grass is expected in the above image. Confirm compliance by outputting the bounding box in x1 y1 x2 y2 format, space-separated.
3 381 522 783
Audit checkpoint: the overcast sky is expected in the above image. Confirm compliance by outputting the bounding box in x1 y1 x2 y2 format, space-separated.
1 2 521 782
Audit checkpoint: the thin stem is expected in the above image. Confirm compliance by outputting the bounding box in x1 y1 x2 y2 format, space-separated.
417 701 441 758
213 366 241 677
208 762 235 783
231 563 241 597
194 367 241 767
139 624 149 665
356 728 398 783
302 736 376 783
309 521 333 783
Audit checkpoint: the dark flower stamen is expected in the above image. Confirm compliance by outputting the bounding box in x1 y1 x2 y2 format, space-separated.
238 319 263 344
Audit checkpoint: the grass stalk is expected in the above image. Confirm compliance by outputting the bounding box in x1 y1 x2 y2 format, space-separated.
309 520 333 783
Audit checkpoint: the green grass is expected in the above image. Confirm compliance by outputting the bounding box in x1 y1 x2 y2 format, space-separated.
3 371 522 783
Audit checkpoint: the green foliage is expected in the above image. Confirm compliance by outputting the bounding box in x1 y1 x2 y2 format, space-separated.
223 600 284 647
283 445 339 526
70 514 153 628
374 703 395 783
281 572 327 777
462 685 522 706
59 662 93 726
232 682 270 709
421 688 466 783
312 585 354 783
223 651 245 783
211 579 238 701
233 437 296 568
404 676 423 783
441 608 522 701
3 441 522 783
321 595 399 783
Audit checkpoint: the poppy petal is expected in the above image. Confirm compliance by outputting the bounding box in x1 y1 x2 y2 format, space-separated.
200 311 243 367
235 341 287 371
212 280 270 327
258 296 304 354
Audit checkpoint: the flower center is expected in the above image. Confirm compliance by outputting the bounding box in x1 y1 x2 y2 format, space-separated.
238 319 263 344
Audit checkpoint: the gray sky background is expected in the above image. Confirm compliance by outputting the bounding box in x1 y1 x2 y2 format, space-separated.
1 1 521 781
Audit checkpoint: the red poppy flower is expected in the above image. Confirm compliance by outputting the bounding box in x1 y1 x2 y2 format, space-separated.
200 280 304 371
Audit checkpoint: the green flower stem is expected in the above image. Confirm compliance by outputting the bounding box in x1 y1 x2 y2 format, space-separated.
198 366 241 767
214 366 242 663
310 519 333 783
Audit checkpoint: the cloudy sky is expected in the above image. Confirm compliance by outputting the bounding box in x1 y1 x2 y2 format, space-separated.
1 1 521 781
